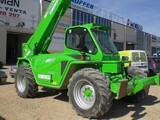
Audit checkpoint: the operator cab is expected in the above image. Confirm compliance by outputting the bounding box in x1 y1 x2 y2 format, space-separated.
65 24 119 61
66 27 97 54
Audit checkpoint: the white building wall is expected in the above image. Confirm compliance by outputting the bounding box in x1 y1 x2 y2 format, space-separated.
0 25 7 64
0 0 40 29
0 0 39 64
111 22 125 43
126 27 136 44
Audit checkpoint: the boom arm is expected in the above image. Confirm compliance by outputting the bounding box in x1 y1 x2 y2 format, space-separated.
22 0 71 58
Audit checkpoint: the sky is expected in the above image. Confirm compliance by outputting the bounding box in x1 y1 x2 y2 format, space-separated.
86 0 160 37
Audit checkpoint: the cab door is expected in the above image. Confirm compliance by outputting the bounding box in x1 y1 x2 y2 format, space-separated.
65 28 100 61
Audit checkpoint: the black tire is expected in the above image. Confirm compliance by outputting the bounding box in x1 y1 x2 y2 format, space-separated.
15 66 38 98
126 66 150 103
67 68 113 118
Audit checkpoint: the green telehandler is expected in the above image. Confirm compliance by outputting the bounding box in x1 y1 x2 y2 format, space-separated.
15 0 160 118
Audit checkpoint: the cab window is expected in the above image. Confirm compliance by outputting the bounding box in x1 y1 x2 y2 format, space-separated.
132 52 139 62
66 28 97 54
140 52 147 62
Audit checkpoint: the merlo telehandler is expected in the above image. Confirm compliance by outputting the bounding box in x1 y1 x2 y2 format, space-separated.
15 0 160 118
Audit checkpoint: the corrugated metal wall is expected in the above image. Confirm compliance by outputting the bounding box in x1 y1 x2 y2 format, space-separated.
112 23 125 43
135 30 145 50
126 27 136 44
111 22 125 50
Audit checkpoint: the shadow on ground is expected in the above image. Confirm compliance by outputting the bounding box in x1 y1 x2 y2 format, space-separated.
35 88 68 102
0 116 5 120
98 95 160 120
0 82 14 85
26 87 160 120
0 67 9 70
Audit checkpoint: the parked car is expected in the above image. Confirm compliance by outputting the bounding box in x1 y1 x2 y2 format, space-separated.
119 50 148 72
10 65 18 78
0 70 7 84
148 56 160 73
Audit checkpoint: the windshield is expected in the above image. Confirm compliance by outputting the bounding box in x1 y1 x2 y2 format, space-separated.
92 29 118 54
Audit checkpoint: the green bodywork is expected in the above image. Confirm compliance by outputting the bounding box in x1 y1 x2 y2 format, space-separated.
17 0 160 99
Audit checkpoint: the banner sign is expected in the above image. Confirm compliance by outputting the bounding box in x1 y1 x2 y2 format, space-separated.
0 0 40 29
127 19 143 31
71 0 94 14
72 0 94 9
0 0 25 18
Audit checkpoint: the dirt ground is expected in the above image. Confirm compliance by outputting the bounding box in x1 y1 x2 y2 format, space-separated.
1 66 160 120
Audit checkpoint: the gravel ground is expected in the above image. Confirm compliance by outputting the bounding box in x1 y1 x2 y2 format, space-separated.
0 66 160 120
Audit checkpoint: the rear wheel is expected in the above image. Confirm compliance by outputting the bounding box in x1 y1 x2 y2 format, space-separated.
68 68 113 118
15 66 38 98
126 66 150 103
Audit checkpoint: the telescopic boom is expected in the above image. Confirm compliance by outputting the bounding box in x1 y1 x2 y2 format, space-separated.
22 0 71 58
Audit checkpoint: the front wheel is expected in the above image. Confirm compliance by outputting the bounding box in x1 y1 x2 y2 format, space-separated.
15 66 38 98
67 68 113 118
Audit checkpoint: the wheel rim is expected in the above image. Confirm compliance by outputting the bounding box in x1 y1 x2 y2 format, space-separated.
74 79 96 110
17 74 27 93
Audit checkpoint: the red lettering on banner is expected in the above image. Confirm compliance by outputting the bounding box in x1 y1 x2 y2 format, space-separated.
0 10 20 18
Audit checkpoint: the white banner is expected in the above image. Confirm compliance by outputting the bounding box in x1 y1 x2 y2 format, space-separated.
0 0 40 29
